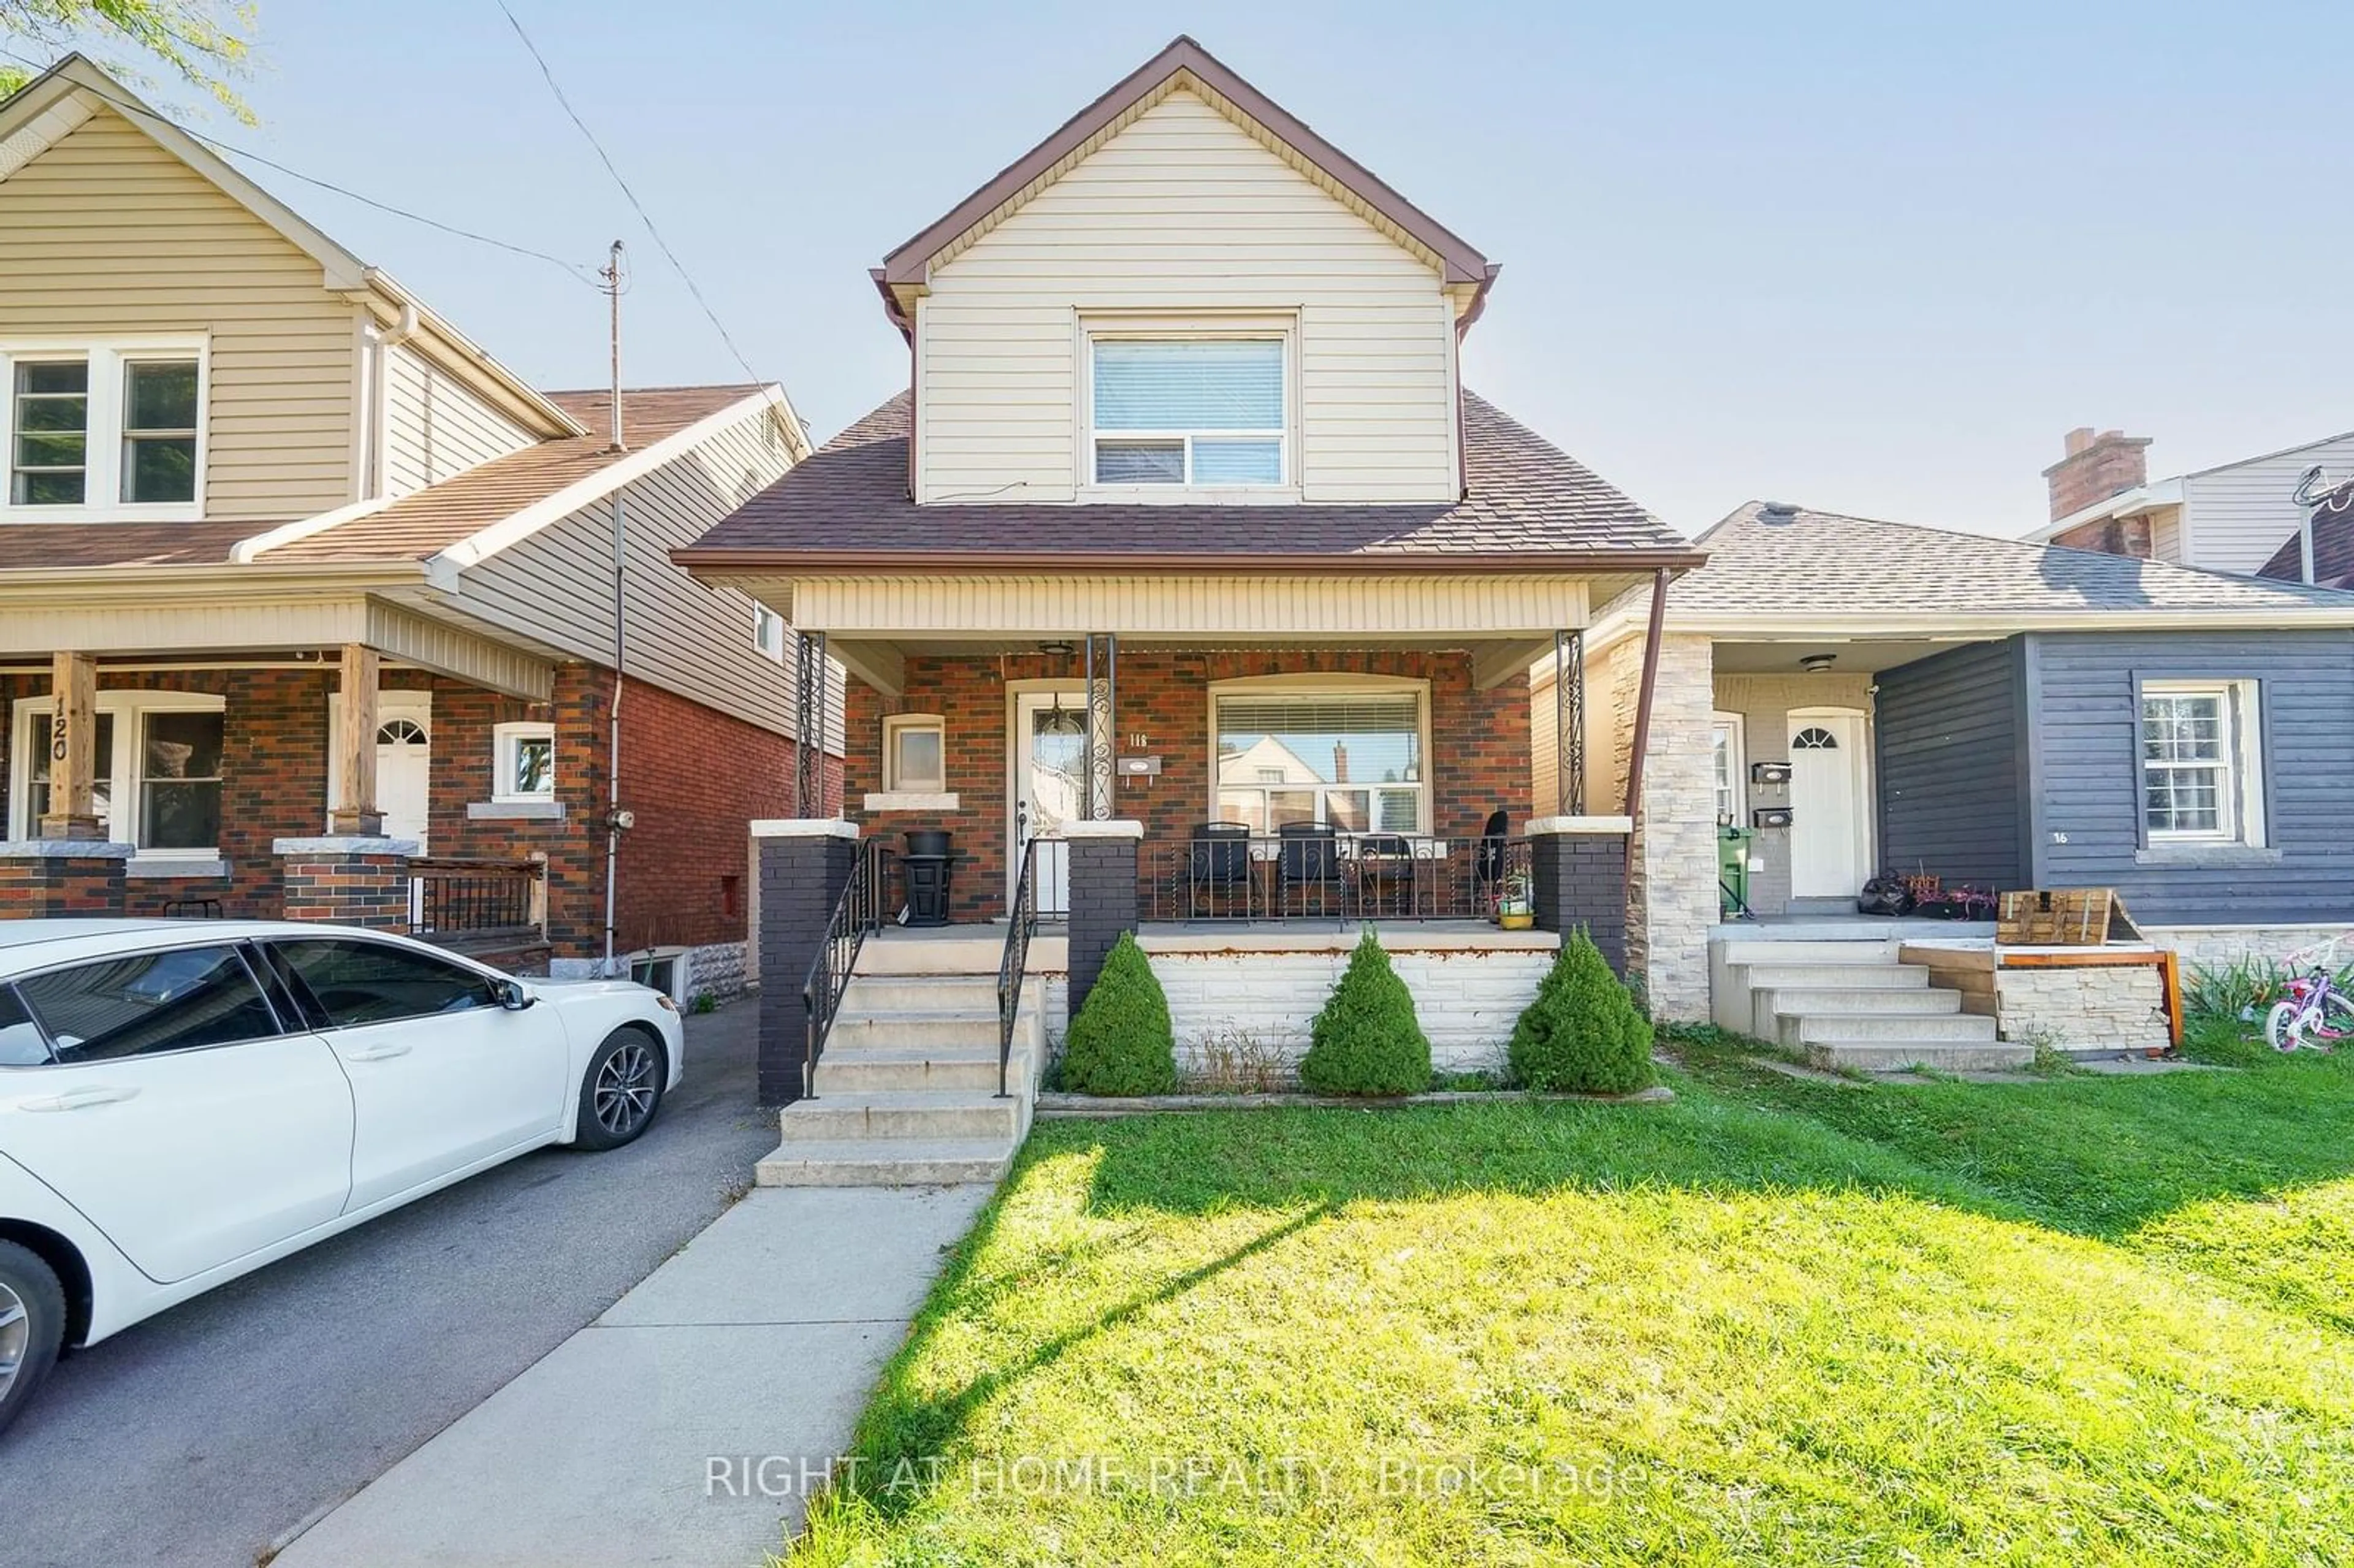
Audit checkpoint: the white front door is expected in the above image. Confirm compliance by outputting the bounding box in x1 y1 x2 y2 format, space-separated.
1787 712 1867 899
1013 693 1089 913
327 693 431 851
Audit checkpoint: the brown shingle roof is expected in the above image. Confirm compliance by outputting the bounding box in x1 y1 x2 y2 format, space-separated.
2257 478 2354 589
264 384 762 563
0 520 261 569
679 390 1692 569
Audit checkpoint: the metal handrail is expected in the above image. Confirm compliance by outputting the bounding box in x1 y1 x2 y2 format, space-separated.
800 840 889 1102
408 856 545 939
996 837 1040 1100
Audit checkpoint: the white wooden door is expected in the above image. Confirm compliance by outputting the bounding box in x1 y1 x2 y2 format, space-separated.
1787 712 1865 899
1013 693 1087 913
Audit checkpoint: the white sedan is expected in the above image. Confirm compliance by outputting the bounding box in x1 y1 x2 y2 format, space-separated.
0 918 684 1436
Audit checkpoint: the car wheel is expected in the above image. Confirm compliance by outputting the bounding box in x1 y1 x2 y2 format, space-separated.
575 1027 665 1151
0 1240 67 1438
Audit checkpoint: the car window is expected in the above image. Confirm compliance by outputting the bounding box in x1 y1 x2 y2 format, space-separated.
0 986 50 1067
271 940 499 1028
16 946 286 1063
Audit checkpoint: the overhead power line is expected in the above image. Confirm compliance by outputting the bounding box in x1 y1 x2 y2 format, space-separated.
493 1 769 386
0 45 603 286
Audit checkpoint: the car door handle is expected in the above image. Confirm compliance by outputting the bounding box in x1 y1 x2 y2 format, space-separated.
340 1043 413 1063
14 1086 142 1113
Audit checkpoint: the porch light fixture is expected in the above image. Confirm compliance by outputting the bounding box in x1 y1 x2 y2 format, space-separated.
1799 653 1837 673
1038 641 1076 657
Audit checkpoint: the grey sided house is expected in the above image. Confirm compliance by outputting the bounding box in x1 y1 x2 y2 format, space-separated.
1543 500 2354 1032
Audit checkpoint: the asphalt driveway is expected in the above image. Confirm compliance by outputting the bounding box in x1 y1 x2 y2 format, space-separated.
0 1002 776 1568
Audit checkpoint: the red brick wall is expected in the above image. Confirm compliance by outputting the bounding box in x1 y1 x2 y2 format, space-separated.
2049 514 2152 558
847 649 1531 920
2 665 834 956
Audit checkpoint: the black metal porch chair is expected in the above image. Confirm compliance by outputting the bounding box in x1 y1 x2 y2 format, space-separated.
1184 822 1252 917
1473 808 1510 916
1277 821 1343 916
1352 832 1417 918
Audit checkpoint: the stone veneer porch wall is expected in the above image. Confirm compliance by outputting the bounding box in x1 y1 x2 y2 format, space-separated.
1596 631 1716 1019
845 649 1533 922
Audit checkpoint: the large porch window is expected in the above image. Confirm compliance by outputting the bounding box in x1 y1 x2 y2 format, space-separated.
10 693 225 859
1213 688 1425 834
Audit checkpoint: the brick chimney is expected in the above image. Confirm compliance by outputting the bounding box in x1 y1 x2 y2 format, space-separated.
2043 427 2152 523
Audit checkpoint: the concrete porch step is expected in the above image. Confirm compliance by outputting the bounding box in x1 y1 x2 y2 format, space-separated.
826 1011 1013 1052
1715 939 1900 967
1785 1011 2000 1045
1740 962 1931 991
755 1136 1015 1187
1760 986 1962 1017
782 1089 1022 1143
813 1044 1030 1094
1804 1041 2036 1073
840 975 1010 1013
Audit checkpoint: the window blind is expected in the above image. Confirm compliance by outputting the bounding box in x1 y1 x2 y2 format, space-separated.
1093 340 1282 430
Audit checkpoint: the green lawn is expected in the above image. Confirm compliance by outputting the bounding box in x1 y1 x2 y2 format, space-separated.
786 1035 2354 1566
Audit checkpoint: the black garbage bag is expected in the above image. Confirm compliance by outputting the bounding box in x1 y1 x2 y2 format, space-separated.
1857 873 1913 918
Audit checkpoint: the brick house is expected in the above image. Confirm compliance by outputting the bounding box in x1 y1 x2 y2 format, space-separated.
0 56 840 996
677 37 1700 1125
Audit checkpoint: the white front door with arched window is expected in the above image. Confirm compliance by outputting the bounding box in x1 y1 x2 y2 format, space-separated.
327 693 432 853
1786 710 1867 900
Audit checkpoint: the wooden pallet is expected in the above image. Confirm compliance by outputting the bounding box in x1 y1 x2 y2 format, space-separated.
1997 888 2143 946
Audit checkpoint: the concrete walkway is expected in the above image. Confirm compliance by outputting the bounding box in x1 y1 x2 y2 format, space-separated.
272 1183 996 1568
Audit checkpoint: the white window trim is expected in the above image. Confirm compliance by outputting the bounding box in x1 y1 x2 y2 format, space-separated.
8 691 227 866
2141 679 2265 847
1 335 208 523
491 721 557 804
1205 674 1432 837
1710 711 1746 828
883 712 947 793
1077 319 1298 504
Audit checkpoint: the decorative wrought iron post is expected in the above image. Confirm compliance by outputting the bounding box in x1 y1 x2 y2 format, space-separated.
1084 631 1117 820
1555 630 1585 815
794 629 828 815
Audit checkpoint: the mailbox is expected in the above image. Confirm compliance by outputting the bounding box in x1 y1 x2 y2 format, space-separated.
1751 805 1794 829
1117 755 1162 777
1750 761 1793 786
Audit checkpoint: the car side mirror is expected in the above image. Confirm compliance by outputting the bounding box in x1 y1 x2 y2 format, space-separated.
497 980 535 1012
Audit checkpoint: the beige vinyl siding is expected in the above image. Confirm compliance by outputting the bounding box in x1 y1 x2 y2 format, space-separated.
0 103 355 519
455 406 845 750
2150 505 2183 563
2179 431 2354 576
916 86 1457 506
381 342 535 495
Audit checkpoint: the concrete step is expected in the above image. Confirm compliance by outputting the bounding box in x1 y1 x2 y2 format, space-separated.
1739 962 1930 991
1804 1041 2036 1073
781 1089 1022 1143
840 975 1008 1013
755 1136 1015 1187
1785 1011 2000 1045
855 934 1013 976
1714 939 1900 966
813 1045 1030 1094
1760 986 1962 1016
1785 897 1859 916
826 1011 1007 1052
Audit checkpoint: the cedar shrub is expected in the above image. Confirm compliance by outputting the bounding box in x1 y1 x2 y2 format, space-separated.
1061 932 1177 1095
1298 928 1432 1095
1507 926 1656 1094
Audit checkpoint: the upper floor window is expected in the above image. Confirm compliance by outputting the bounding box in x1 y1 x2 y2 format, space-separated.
753 604 787 661
1 338 205 520
1089 337 1285 489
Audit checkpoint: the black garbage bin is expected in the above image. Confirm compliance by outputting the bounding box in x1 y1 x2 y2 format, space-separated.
902 829 954 926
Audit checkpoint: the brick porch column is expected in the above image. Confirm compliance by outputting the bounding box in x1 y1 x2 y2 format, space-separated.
275 837 416 931
0 840 132 918
1526 816 1633 977
753 818 859 1108
1062 820 1142 1015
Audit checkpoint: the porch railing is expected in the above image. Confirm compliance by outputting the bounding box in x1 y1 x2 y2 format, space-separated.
1143 830 1531 924
408 857 546 944
996 837 1040 1099
801 839 892 1102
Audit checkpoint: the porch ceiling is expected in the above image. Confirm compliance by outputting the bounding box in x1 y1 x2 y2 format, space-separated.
826 633 1558 696
1711 635 2001 676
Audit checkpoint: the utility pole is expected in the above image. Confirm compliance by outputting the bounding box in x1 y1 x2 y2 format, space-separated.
601 240 628 976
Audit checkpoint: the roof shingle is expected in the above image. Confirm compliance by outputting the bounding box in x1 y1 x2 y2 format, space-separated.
1680 501 2354 617
681 390 1689 565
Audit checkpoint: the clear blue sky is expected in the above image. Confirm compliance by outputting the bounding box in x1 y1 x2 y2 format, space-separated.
28 0 2354 538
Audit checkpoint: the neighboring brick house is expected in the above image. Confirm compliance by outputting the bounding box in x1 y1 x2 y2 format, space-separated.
0 56 840 995
2031 423 2354 577
679 36 1701 1048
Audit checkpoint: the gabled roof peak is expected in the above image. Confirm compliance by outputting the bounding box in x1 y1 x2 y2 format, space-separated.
875 35 1495 306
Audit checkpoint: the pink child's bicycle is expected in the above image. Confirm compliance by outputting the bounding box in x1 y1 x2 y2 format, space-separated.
2264 932 2354 1052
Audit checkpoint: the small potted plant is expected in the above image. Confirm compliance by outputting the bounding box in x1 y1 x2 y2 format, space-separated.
1496 868 1536 930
